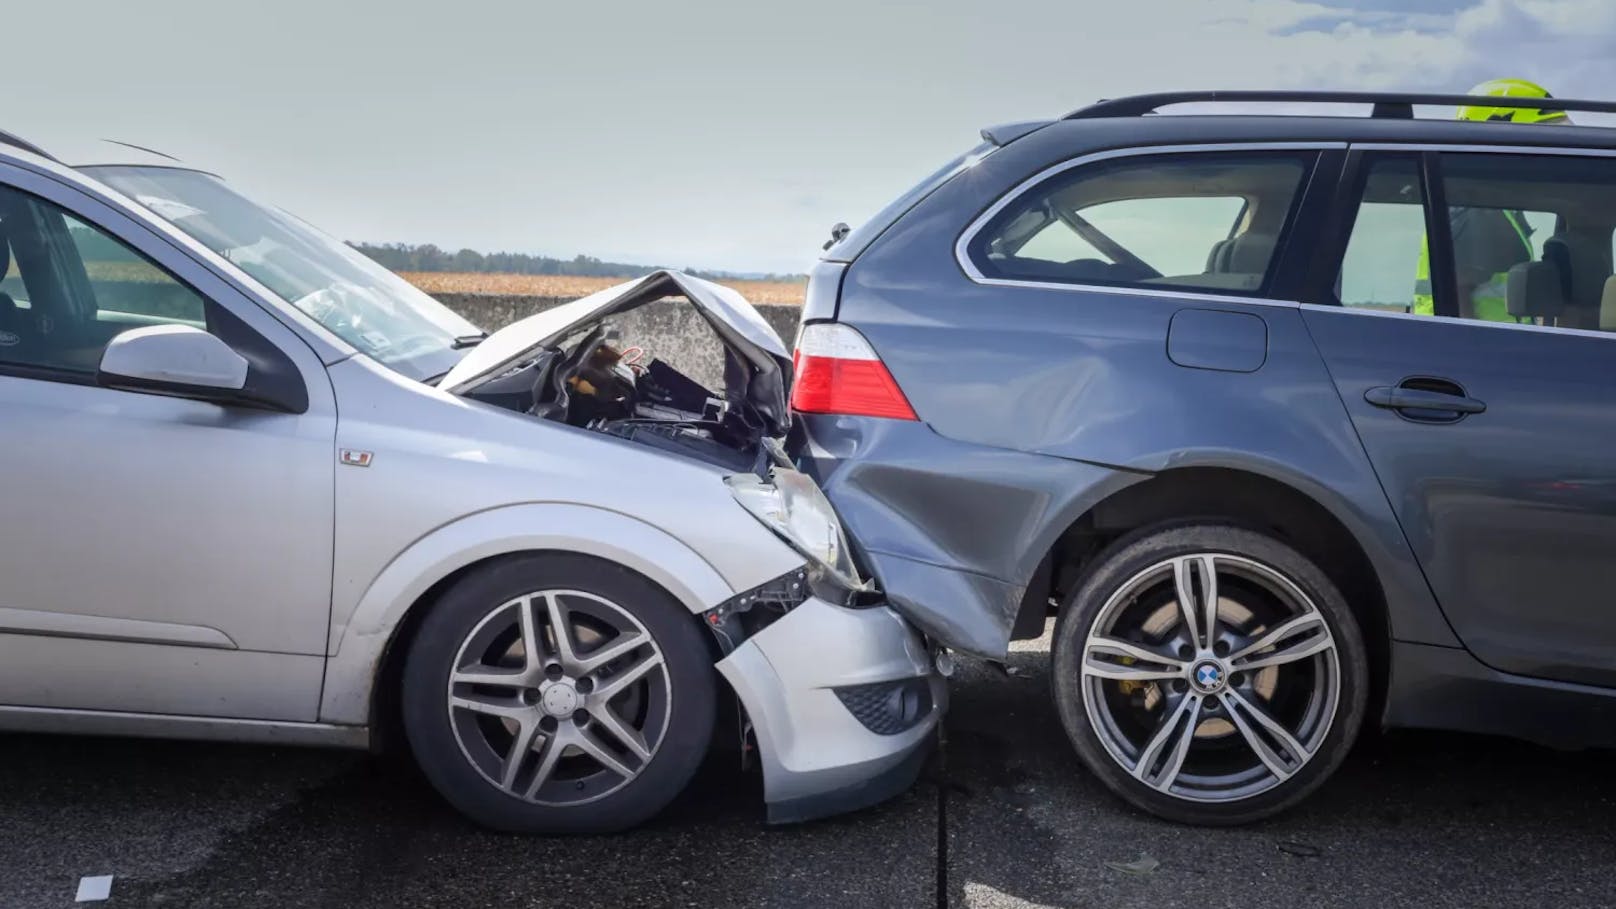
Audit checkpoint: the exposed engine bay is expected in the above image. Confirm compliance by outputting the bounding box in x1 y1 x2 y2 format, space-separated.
464 320 767 472
442 271 794 475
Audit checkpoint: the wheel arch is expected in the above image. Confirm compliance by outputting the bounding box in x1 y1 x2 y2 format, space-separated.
1022 464 1393 711
319 502 738 730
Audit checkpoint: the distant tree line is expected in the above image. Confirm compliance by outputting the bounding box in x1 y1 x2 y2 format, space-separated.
348 241 804 283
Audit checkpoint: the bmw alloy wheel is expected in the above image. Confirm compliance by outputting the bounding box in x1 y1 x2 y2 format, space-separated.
1074 547 1344 806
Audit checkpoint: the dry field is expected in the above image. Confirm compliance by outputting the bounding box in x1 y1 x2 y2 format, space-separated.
399 272 806 305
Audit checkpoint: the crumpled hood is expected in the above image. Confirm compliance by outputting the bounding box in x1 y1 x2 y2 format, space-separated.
438 270 793 437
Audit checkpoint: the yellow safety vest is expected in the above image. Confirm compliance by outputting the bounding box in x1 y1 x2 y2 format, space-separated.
1412 210 1532 321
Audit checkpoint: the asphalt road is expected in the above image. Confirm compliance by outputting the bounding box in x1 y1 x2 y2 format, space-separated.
5 625 1614 909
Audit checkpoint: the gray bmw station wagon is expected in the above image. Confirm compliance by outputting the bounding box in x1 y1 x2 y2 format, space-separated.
793 90 1616 824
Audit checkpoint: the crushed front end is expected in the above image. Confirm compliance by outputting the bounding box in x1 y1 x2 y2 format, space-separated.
708 466 945 824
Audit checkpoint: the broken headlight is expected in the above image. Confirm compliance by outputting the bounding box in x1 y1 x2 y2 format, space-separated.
726 468 867 593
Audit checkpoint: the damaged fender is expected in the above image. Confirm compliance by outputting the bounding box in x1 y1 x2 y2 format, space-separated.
797 414 1146 660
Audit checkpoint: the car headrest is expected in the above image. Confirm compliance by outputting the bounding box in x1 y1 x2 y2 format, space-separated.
1542 235 1610 309
1601 276 1616 332
1506 260 1568 319
1223 232 1277 276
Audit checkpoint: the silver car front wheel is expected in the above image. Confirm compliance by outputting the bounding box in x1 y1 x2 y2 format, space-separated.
447 589 672 806
403 553 715 833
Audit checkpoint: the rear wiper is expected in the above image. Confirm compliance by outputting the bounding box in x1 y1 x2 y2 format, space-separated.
451 332 488 349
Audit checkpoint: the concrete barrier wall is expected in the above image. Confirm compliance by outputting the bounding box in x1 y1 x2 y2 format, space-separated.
430 292 804 391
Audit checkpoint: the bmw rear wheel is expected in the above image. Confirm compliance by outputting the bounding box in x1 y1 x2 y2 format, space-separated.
1051 524 1367 825
403 553 716 833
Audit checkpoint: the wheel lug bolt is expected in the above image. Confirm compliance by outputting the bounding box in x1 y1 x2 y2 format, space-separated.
572 709 589 726
1213 641 1230 657
1177 644 1193 659
575 678 594 695
1172 680 1188 694
521 689 541 706
539 716 558 733
544 663 565 680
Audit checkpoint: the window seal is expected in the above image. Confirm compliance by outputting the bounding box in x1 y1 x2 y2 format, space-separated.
1418 152 1460 319
0 362 97 386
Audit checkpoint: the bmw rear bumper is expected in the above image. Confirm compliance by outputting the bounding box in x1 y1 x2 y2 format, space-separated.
715 595 944 824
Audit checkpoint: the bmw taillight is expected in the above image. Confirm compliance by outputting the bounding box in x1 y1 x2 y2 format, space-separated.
790 323 917 420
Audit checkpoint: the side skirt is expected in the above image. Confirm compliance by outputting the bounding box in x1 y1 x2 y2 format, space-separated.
1385 641 1616 750
0 704 369 749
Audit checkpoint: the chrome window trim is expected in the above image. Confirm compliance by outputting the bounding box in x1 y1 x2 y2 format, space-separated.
1308 301 1616 344
953 141 1346 303
1313 141 1616 344
964 274 1304 310
1347 142 1616 157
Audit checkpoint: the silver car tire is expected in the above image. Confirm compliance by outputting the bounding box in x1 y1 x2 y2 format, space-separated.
402 552 716 834
1051 524 1368 826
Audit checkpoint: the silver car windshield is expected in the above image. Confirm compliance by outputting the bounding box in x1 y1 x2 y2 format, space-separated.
82 165 478 382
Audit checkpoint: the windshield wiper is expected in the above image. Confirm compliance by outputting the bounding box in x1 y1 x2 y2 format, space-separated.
451 332 488 349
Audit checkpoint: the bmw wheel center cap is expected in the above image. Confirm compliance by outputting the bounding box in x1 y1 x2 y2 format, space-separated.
1191 660 1227 694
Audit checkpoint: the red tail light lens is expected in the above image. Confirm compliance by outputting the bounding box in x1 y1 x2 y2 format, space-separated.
790 323 917 420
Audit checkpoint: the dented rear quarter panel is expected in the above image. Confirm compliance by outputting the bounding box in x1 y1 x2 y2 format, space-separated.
801 119 1459 659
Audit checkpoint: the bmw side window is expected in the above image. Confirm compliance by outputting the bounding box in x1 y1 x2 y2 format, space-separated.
1336 156 1428 312
0 184 210 375
966 153 1313 296
1434 153 1616 331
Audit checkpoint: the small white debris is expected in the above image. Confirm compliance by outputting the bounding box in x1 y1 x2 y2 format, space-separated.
75 875 113 902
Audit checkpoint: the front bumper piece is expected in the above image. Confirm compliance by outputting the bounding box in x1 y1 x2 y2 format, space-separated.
715 593 944 824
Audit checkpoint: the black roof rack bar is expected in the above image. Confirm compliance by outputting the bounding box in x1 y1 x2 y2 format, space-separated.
0 128 55 161
1066 90 1616 121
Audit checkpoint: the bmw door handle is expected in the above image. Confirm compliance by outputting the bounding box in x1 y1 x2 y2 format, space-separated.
1365 380 1486 421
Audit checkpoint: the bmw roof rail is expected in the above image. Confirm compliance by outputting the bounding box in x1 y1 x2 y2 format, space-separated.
0 128 55 161
1066 90 1616 122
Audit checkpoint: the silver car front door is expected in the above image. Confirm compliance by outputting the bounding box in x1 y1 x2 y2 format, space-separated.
0 162 336 722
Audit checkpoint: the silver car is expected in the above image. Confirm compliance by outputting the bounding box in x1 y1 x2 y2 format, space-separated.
0 135 943 833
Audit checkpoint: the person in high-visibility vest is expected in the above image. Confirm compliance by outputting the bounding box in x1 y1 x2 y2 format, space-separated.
1412 79 1572 320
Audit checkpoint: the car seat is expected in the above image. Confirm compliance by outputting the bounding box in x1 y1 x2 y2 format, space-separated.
0 223 26 352
1541 234 1613 329
1218 231 1278 277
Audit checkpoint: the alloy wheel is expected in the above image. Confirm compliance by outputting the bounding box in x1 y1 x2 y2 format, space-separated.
446 589 671 806
1079 553 1340 803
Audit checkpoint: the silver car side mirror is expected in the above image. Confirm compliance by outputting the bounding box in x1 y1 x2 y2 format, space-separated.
97 324 250 399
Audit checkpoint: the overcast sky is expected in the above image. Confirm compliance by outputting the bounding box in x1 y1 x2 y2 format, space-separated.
7 0 1614 274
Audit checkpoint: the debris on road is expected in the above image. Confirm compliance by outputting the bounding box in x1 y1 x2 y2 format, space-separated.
1278 841 1324 858
1105 855 1160 876
75 875 113 902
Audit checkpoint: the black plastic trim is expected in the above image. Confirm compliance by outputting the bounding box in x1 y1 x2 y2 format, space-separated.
1419 152 1460 319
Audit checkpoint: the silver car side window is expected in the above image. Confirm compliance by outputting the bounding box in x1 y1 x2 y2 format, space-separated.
0 184 213 376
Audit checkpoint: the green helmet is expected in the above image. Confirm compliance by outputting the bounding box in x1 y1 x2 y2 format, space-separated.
1456 78 1569 124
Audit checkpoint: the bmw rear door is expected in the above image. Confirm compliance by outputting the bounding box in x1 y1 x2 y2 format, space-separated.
1300 146 1616 688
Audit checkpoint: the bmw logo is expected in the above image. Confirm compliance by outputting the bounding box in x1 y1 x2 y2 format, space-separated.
1192 661 1225 693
